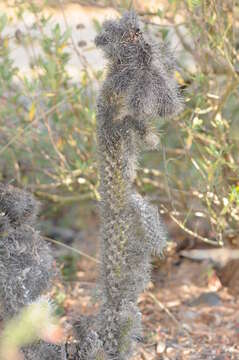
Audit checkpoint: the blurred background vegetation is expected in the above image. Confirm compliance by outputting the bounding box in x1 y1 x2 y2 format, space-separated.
0 0 238 252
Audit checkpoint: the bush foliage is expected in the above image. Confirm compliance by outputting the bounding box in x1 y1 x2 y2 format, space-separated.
0 1 238 244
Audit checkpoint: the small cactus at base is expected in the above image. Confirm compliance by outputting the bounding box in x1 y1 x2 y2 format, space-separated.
0 185 62 359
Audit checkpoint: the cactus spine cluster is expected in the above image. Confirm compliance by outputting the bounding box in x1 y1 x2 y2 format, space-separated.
0 10 182 360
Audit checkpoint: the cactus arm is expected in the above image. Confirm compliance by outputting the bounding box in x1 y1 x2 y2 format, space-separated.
129 192 168 256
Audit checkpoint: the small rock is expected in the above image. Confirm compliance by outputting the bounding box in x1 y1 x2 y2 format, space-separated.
182 310 197 320
189 291 221 307
166 347 174 355
76 23 85 29
156 341 166 354
78 40 87 48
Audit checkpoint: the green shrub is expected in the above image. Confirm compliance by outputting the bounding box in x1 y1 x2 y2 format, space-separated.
0 0 238 245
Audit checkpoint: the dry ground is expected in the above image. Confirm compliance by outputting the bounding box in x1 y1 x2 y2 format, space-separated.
57 223 239 360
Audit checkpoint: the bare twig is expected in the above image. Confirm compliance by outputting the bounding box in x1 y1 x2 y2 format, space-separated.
147 292 192 339
44 235 100 264
35 190 95 204
0 100 66 155
147 292 180 327
161 205 220 246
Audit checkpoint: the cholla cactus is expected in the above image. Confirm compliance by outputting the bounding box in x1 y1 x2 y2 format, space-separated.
94 10 182 360
0 184 62 359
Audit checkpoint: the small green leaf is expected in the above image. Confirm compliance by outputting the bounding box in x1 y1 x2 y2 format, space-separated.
0 14 7 32
157 9 163 18
187 0 201 10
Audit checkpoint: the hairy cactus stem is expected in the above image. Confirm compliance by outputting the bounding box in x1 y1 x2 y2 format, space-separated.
94 9 182 360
